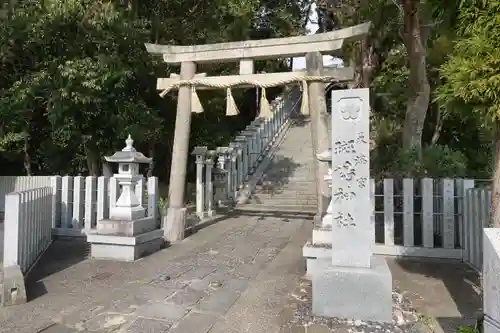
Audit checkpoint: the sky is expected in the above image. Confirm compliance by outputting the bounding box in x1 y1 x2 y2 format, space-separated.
291 2 343 70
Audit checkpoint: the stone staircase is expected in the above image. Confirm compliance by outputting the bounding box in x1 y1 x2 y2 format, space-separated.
237 117 317 216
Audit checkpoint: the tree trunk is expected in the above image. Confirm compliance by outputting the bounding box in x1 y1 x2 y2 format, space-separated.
23 133 32 176
147 145 155 177
84 140 100 176
102 161 113 177
491 120 500 227
401 0 430 156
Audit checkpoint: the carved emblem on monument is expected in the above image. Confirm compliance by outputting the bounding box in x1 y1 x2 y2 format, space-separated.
338 97 363 121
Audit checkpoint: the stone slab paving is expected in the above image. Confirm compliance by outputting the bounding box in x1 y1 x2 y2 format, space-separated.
0 214 311 333
0 213 482 333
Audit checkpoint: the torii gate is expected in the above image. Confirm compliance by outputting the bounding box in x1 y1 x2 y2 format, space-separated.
145 23 370 241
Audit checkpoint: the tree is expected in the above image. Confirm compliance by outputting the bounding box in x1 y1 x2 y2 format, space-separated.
0 0 307 182
436 0 500 226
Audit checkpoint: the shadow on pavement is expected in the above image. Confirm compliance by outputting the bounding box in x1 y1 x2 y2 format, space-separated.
390 257 481 333
26 239 89 301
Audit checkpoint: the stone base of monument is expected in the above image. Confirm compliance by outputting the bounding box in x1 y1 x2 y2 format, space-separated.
87 217 164 261
96 216 158 236
308 256 393 323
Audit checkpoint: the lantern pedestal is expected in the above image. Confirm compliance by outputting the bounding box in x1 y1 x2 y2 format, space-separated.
87 227 164 262
87 135 164 261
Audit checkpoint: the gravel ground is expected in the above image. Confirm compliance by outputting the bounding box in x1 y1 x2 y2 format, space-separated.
283 278 429 333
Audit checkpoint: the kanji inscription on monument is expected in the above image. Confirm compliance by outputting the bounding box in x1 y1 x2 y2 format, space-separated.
331 89 371 268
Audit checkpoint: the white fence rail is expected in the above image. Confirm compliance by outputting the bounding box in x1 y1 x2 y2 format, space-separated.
0 176 53 213
3 187 53 274
372 178 476 259
0 175 159 237
463 187 492 271
52 176 159 237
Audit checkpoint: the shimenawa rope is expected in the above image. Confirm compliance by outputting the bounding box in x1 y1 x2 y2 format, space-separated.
159 75 339 98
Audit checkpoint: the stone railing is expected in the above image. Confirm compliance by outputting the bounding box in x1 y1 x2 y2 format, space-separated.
191 87 301 219
2 187 54 306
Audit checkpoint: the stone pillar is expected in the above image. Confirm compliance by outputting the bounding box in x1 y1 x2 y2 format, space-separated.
241 130 256 170
261 120 270 146
228 145 238 198
235 136 248 178
215 147 228 203
247 125 262 159
191 146 207 219
205 152 215 217
164 61 196 242
225 148 234 200
306 52 330 222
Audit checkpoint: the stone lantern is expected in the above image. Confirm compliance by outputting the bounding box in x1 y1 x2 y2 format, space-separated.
86 135 164 261
105 135 152 220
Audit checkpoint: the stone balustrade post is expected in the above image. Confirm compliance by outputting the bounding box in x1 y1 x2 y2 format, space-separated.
247 125 262 158
273 101 281 130
240 130 256 170
216 147 229 202
278 98 285 128
272 101 280 131
271 110 278 139
205 151 215 217
229 143 241 197
247 128 259 167
225 147 234 200
216 147 227 170
266 118 272 144
235 136 248 178
191 146 207 219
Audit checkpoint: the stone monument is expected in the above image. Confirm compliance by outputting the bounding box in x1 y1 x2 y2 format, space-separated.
87 135 164 261
303 88 393 322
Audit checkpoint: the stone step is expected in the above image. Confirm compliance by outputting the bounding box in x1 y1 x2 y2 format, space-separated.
250 195 318 206
254 183 316 191
252 191 317 198
261 172 314 178
302 240 331 259
260 178 316 183
258 178 315 183
250 193 317 200
248 197 317 206
237 204 316 215
312 226 331 244
255 184 316 190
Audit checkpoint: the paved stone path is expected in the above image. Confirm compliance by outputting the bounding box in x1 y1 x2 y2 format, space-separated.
0 214 313 333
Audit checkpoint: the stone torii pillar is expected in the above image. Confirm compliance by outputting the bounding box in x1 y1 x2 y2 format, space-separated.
163 61 196 242
306 52 331 222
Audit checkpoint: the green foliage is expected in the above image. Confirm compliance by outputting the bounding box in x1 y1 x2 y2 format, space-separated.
0 0 305 178
436 0 500 120
374 145 468 179
457 325 480 333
